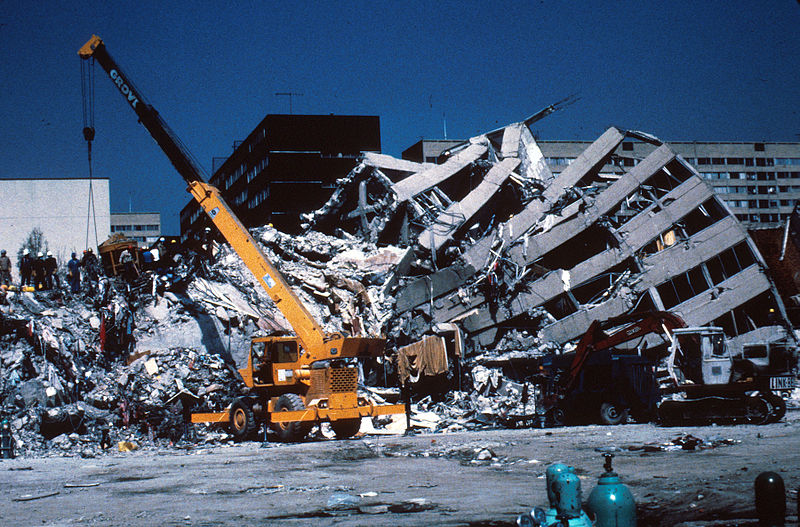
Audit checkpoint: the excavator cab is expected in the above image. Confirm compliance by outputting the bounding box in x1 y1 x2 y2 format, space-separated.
250 337 302 387
672 327 731 385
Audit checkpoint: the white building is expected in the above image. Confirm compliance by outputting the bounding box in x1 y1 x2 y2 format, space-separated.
110 211 161 247
0 178 111 267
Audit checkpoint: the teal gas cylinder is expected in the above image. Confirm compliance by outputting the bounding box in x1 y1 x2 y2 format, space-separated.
587 454 636 527
517 464 591 526
551 472 592 526
544 464 591 526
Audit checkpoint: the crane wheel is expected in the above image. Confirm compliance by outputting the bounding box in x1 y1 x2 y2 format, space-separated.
229 398 257 441
331 418 361 439
271 394 311 442
599 402 629 426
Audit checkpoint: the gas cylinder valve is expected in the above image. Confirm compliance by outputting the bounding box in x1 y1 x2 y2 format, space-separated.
587 453 637 527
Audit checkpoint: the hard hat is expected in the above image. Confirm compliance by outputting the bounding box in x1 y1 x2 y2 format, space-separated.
87 248 93 253
37 251 43 257
23 249 29 256
47 251 52 256
159 237 165 241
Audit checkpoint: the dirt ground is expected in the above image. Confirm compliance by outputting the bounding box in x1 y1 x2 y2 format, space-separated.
3 411 800 527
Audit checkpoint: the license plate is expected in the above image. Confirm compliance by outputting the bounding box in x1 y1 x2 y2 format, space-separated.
769 376 797 390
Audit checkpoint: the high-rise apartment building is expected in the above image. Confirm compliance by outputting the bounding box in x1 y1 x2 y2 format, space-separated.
403 138 800 230
537 140 800 229
180 114 380 240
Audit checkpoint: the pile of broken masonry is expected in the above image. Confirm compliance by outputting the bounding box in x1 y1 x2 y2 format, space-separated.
2 109 799 456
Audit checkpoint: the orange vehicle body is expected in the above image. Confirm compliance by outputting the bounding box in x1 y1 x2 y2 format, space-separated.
80 35 404 440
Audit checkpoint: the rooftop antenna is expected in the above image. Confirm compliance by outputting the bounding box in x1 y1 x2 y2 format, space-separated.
275 92 304 114
443 112 447 140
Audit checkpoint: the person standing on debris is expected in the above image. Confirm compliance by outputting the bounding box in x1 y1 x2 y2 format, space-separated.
19 249 33 288
67 252 81 293
118 248 138 282
0 249 11 287
44 251 59 290
80 248 99 292
33 251 46 291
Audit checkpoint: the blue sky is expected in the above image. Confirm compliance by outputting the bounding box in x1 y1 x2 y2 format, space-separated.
2 1 799 234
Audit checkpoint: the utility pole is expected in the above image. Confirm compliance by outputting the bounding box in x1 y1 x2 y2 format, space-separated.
275 92 304 114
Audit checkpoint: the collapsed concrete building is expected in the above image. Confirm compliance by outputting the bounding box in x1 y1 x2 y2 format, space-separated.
306 114 797 358
2 111 798 454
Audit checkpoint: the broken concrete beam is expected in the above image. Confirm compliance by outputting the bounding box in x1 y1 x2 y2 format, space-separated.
453 182 729 338
395 264 477 313
519 125 554 185
634 217 747 291
392 143 488 203
505 144 677 267
538 294 634 344
462 127 627 271
362 152 433 174
672 265 771 325
500 123 522 159
418 158 521 252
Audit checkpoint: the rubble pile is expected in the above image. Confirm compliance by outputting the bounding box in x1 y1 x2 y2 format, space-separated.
0 278 244 455
205 226 404 341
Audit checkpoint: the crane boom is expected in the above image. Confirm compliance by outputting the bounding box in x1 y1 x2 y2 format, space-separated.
78 35 332 357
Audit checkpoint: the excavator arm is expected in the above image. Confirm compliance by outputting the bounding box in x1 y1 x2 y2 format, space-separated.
564 311 686 392
78 35 339 360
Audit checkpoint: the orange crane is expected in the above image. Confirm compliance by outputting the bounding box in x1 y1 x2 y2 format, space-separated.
79 35 404 441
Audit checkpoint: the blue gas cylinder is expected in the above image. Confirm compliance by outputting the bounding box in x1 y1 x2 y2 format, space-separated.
587 454 636 527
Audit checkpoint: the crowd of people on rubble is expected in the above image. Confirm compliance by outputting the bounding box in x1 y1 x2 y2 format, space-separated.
0 236 188 296
0 246 101 294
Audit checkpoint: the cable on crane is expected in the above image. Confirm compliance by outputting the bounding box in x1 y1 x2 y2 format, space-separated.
81 56 99 250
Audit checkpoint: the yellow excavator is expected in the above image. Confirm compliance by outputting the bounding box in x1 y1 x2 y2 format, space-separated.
79 35 404 441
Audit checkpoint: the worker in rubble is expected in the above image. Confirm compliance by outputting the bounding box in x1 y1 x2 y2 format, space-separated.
201 227 214 259
67 252 81 293
80 248 99 292
19 249 32 288
0 417 15 459
118 248 138 282
44 251 59 290
153 237 167 273
0 249 11 287
33 251 46 291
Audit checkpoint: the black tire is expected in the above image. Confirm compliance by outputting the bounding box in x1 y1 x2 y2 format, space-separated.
271 394 311 442
599 402 629 425
548 407 566 427
229 398 257 441
331 418 361 439
744 395 771 425
765 392 787 423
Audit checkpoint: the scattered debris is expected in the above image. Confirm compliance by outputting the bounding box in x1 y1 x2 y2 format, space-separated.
13 490 60 502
